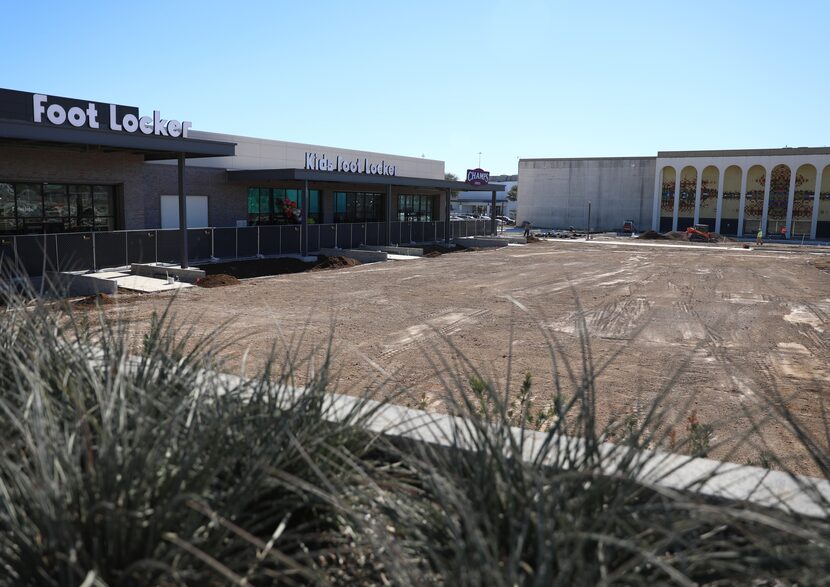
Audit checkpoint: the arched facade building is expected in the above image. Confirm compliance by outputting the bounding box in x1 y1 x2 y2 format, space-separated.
653 148 830 239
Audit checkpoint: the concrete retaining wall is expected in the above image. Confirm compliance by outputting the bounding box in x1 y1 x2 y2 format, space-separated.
319 248 387 263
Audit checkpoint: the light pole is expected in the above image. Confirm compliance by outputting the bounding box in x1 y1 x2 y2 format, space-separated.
587 200 592 240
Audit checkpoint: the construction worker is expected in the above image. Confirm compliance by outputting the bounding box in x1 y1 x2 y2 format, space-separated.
756 228 764 246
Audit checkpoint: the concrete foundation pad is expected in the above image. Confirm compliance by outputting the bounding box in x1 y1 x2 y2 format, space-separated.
131 263 205 283
114 275 194 293
319 248 388 263
359 244 423 256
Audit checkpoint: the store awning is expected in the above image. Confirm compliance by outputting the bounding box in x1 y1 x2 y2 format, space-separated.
0 119 236 160
226 168 505 191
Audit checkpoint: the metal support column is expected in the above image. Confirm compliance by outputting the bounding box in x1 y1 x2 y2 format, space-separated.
177 153 188 268
444 189 451 244
714 168 725 234
490 190 497 235
386 184 392 245
302 179 309 257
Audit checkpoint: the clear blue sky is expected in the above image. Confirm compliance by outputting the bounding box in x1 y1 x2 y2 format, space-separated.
2 1 828 177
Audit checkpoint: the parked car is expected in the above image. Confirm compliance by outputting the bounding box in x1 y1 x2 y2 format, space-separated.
496 215 515 225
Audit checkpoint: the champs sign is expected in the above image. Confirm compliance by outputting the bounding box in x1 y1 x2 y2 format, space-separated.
466 168 490 186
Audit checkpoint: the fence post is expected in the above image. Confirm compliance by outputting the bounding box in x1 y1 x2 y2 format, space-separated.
124 231 128 268
257 226 261 257
211 228 214 259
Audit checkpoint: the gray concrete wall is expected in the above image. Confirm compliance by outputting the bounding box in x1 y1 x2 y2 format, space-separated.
518 157 656 231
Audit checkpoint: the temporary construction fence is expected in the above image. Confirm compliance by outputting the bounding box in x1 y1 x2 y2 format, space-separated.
0 219 489 276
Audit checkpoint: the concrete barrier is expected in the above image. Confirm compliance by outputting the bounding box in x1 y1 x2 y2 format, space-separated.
359 244 423 256
454 237 509 248
319 248 387 263
45 271 118 296
131 263 205 283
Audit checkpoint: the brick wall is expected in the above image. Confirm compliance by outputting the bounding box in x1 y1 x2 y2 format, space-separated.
0 144 146 229
142 162 246 228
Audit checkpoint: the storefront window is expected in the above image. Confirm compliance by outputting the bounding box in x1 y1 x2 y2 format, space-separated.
0 181 116 235
0 183 16 232
398 194 434 221
247 187 321 225
333 191 383 222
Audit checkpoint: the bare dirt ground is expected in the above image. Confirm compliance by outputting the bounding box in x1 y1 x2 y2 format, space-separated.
96 239 830 474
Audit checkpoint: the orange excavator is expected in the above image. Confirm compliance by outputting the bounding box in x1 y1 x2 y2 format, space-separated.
686 224 713 242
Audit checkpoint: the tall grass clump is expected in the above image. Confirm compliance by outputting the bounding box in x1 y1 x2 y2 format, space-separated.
368 316 830 585
2 283 830 585
0 286 392 586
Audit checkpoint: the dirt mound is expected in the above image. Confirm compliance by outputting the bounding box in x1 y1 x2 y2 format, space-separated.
76 293 117 306
813 259 830 272
664 231 690 241
196 274 240 288
637 230 668 240
526 234 541 243
311 255 361 271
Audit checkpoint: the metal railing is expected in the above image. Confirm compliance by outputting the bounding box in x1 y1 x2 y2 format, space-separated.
0 220 490 276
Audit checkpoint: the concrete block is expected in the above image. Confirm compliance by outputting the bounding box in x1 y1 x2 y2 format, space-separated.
319 248 387 263
131 263 205 283
46 271 118 296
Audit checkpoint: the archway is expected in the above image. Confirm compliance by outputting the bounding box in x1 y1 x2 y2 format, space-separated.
766 164 791 236
677 166 697 231
792 164 816 238
818 165 830 239
699 166 718 230
743 165 765 236
659 166 676 232
720 165 741 235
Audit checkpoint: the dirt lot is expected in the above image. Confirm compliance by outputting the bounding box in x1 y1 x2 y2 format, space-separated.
100 239 830 473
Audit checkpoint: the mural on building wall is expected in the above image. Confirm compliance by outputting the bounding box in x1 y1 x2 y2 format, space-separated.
660 167 676 214
743 166 766 233
676 166 697 230
820 165 830 223
719 166 741 235
698 166 718 221
792 165 816 236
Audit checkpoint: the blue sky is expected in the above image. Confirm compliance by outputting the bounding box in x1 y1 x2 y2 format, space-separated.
2 1 828 176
